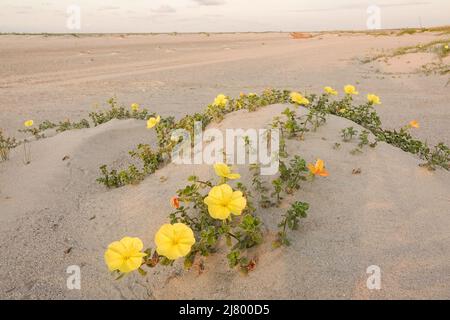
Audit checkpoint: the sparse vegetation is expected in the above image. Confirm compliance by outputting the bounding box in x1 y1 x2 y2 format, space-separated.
359 38 450 79
0 129 18 161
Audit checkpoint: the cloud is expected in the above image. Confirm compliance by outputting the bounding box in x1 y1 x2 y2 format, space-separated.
151 5 177 14
193 0 226 6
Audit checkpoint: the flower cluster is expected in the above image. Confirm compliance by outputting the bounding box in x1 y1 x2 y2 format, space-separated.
213 94 228 108
204 184 246 220
344 85 359 95
290 92 310 106
104 162 250 276
147 115 161 129
367 94 381 105
324 86 338 95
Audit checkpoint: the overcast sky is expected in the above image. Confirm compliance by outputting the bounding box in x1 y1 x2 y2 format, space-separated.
0 0 449 33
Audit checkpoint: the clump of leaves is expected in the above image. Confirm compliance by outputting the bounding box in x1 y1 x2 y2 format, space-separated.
277 106 326 140
341 126 358 142
420 143 450 171
328 96 382 133
376 129 429 157
169 175 263 273
56 119 90 132
96 164 145 188
19 126 45 140
19 118 90 139
250 164 273 208
271 178 283 205
278 156 308 194
89 98 153 126
205 101 228 123
154 116 179 150
0 129 18 161
350 130 377 155
129 144 163 174
358 130 370 148
97 144 164 188
281 108 301 138
274 201 309 247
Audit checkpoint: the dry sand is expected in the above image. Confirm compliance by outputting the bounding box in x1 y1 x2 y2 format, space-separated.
0 104 449 299
0 32 449 145
0 32 449 299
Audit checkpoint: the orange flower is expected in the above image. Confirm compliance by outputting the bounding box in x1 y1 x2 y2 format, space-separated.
170 196 180 209
307 159 329 177
409 120 419 129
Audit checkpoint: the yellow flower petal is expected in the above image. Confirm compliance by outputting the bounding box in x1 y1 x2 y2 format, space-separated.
344 85 358 95
214 163 241 180
367 94 381 105
208 204 231 220
290 92 309 105
155 223 195 260
213 94 228 108
146 116 160 129
226 173 241 179
214 162 231 177
24 120 34 127
324 86 338 95
104 237 146 273
227 191 247 215
204 184 246 220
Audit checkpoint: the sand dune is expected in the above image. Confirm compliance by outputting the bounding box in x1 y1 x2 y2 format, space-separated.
1 104 449 299
1 32 448 147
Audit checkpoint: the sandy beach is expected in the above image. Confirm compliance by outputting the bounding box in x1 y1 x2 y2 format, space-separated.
1 32 449 145
0 31 449 299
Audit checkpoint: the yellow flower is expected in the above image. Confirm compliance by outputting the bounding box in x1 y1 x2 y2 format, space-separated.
324 86 338 95
131 103 140 112
214 162 241 180
339 108 347 113
147 115 161 129
204 184 247 220
155 223 195 260
367 94 381 105
213 94 228 108
444 44 448 50
409 120 419 128
248 93 257 97
104 237 147 273
290 92 310 106
344 85 359 95
24 120 34 127
307 159 329 177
